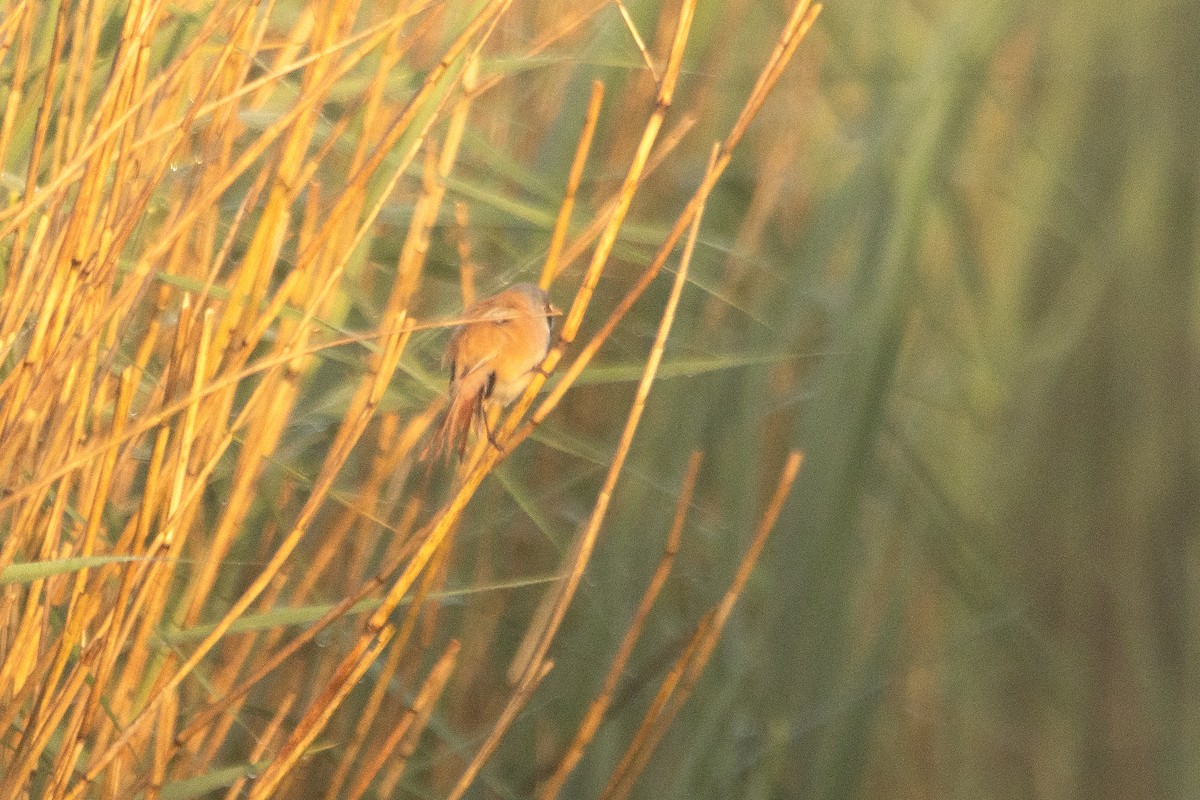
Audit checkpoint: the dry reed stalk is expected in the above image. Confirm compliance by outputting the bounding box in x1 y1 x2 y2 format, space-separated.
465 0 610 102
339 417 434 585
61 0 103 165
321 617 413 797
507 136 713 701
540 79 605 288
444 660 554 800
294 409 436 599
599 451 804 800
192 506 432 796
85 11 418 272
172 104 350 635
6 421 122 782
0 44 236 583
415 501 455 643
176 378 292 628
0 320 436 527
556 0 693 346
614 0 660 82
171 496 425 751
210 2 356 363
0 607 52 736
146 691 177 800
69 8 250 300
129 9 416 166
388 52 478 314
0 0 33 172
1 642 100 800
0 1 27 64
21 1 65 219
220 691 297 800
44 710 87 800
346 5 419 173
66 313 412 796
287 0 513 282
345 638 461 800
453 199 479 304
287 423 395 603
703 125 804 330
320 526 449 800
538 450 703 799
96 311 213 777
245 624 395 798
183 574 291 766
433 508 503 745
526 0 823 431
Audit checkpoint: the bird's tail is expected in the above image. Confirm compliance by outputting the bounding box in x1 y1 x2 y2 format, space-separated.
425 369 489 461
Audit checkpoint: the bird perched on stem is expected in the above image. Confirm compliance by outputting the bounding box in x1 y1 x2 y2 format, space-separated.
426 283 558 459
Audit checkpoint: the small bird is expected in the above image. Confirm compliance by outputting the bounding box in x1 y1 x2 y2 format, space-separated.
428 283 558 459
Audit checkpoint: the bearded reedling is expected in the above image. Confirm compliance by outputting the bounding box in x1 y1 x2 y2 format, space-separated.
427 283 558 459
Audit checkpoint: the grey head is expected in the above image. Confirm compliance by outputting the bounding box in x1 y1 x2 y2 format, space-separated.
507 283 558 330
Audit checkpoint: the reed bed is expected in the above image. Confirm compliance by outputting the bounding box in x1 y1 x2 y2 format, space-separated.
0 0 818 796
